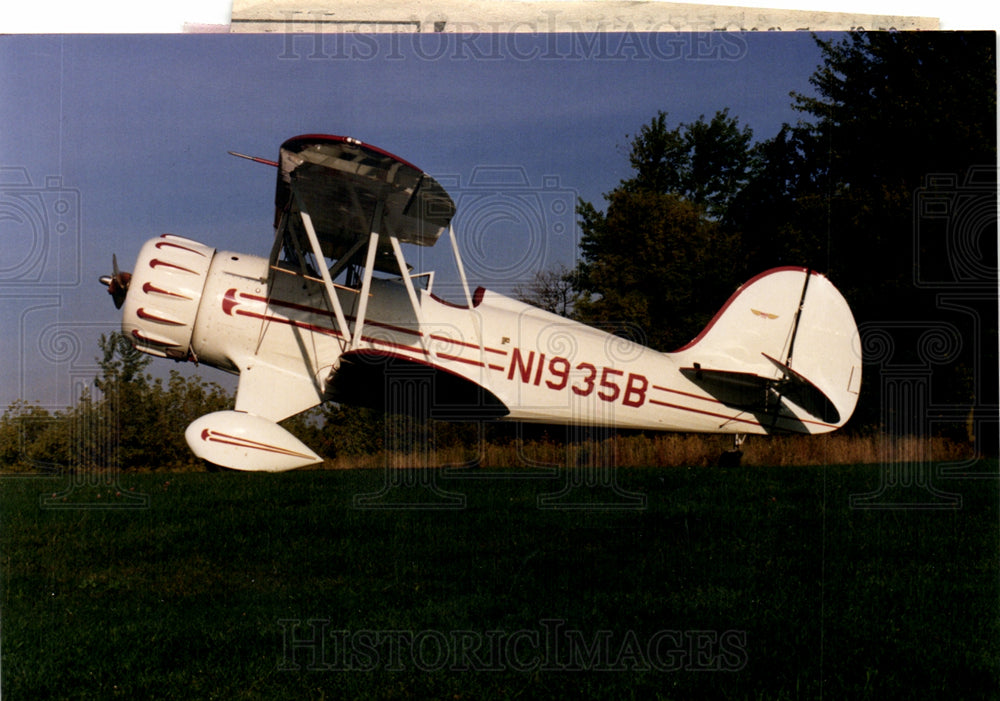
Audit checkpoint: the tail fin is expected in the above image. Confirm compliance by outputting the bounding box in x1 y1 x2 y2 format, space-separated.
672 267 862 433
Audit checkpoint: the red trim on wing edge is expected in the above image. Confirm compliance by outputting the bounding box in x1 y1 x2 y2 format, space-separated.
281 134 423 173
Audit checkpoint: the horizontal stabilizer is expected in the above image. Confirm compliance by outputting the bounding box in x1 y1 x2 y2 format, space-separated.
761 353 840 424
681 355 840 426
680 364 770 409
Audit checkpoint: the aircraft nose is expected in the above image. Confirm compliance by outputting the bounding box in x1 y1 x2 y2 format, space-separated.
100 254 131 309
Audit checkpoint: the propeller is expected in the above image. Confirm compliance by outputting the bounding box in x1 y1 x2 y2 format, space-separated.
98 254 131 309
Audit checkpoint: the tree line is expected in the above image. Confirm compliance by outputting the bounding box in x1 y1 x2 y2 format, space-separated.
1 33 996 470
0 332 505 471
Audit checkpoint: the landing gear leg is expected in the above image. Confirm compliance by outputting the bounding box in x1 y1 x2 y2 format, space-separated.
719 434 745 467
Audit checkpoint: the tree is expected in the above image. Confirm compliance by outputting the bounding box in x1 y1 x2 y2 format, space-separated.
150 370 233 469
572 110 750 350
623 109 753 218
512 263 577 317
0 400 54 471
780 32 997 439
6 332 238 471
716 33 998 323
96 335 235 469
92 332 157 469
575 190 740 351
789 32 996 310
570 34 995 442
95 331 153 395
726 123 830 274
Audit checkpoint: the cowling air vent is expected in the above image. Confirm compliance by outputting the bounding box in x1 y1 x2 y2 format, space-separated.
121 234 216 359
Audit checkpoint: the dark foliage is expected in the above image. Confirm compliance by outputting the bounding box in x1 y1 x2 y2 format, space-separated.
560 32 997 446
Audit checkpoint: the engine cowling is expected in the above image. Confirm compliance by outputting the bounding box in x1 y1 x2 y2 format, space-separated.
121 234 215 360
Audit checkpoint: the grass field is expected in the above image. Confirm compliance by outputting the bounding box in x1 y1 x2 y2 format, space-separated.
2 462 997 700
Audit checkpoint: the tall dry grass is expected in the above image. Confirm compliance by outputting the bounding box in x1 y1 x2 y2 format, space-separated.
319 432 977 470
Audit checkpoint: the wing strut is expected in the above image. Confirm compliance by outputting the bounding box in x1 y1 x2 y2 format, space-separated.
326 237 368 283
295 192 351 350
448 224 474 309
351 200 383 350
268 209 287 269
389 235 429 354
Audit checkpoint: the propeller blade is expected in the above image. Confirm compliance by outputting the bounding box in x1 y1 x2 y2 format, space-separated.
99 255 131 309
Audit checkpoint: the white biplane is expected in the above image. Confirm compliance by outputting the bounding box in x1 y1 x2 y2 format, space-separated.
100 135 862 471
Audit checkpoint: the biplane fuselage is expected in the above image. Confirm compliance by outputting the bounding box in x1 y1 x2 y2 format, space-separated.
105 135 862 471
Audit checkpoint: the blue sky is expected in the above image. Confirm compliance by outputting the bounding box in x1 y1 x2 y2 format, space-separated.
1 32 827 409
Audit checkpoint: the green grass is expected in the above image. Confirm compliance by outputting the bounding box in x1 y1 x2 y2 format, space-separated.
2 463 997 700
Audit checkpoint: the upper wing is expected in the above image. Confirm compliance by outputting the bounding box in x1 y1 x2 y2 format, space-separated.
275 134 455 273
